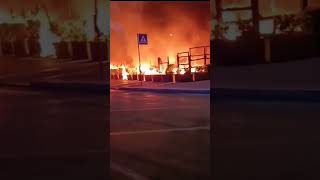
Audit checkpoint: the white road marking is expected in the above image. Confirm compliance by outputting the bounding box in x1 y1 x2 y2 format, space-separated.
111 162 151 180
110 126 210 136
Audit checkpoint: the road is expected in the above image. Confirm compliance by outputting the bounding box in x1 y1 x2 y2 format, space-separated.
0 56 108 83
110 90 210 180
0 86 109 179
213 98 320 180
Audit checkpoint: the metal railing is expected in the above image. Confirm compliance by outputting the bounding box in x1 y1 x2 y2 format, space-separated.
177 46 210 70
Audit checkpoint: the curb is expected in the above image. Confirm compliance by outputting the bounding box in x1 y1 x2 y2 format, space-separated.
213 88 320 101
30 81 109 94
118 87 210 94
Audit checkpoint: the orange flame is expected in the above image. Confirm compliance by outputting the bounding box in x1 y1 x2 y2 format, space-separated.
121 65 129 80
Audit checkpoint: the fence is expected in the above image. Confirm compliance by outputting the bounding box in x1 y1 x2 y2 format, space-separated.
177 46 210 70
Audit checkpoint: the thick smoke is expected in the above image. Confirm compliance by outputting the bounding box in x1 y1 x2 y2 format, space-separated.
110 1 210 67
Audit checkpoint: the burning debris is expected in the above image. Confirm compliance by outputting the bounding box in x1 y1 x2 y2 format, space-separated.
110 45 210 82
110 1 210 81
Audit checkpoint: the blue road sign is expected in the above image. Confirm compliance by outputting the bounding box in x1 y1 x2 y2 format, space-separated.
137 34 148 45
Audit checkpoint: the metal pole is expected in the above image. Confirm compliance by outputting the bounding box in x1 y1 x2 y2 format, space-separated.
204 47 207 65
137 35 142 85
251 0 260 39
188 52 192 71
137 41 141 74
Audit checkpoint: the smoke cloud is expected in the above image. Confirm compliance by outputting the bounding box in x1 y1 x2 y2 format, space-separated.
110 1 210 66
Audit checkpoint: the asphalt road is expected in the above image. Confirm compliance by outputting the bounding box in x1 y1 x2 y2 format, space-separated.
213 99 320 180
0 87 109 179
110 90 210 180
0 56 108 83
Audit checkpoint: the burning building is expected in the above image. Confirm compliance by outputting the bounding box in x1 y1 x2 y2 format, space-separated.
0 0 109 60
110 1 210 81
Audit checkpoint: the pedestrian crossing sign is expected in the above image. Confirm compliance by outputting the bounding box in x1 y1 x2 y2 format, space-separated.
137 34 148 45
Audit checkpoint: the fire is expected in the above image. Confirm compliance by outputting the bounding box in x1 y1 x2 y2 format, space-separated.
110 64 119 70
180 68 186 75
172 68 178 74
110 2 210 71
140 64 163 75
121 65 129 80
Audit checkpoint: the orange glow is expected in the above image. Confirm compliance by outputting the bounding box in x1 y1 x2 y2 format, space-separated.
180 68 186 75
172 68 178 74
121 65 129 80
110 2 210 70
140 64 164 75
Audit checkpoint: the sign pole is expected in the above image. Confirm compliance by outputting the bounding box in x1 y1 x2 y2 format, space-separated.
137 33 147 86
137 36 142 86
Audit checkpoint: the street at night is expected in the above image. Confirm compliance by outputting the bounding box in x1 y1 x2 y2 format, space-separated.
110 90 210 180
109 1 211 179
0 56 108 83
213 98 320 179
0 86 108 179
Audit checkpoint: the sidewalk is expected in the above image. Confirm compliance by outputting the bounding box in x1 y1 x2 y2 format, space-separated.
2 56 320 97
213 58 320 101
115 80 210 94
29 80 108 93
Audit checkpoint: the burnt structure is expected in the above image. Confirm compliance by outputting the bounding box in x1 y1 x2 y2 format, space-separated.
0 23 32 57
212 0 320 66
